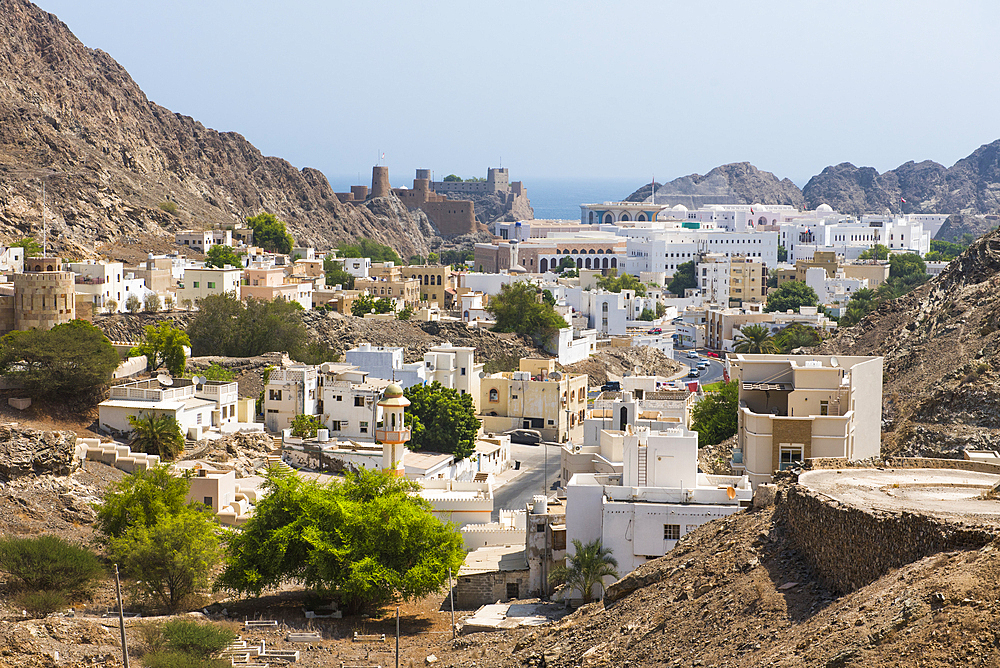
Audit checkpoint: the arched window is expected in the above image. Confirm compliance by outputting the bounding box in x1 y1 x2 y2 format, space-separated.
540 258 548 272
570 389 576 401
611 258 618 268
489 388 499 402
576 258 583 268
46 265 53 271
571 249 578 255
589 211 594 223
585 258 592 269
436 275 441 285
620 212 630 222
588 249 595 254
604 213 614 224
602 302 609 312
602 257 609 269
637 213 646 221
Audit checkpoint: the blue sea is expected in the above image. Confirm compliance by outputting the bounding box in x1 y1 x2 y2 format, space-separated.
525 177 646 220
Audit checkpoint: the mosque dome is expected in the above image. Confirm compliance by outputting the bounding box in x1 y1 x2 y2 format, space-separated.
816 203 834 213
671 204 688 212
378 383 410 407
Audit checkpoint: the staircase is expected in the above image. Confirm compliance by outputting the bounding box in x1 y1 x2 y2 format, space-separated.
637 447 647 487
265 454 293 474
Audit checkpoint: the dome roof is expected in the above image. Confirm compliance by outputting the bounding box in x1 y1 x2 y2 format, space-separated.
816 203 834 212
378 383 410 407
671 204 688 211
509 264 527 274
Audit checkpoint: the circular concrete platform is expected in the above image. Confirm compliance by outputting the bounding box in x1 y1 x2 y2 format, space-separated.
798 468 1000 524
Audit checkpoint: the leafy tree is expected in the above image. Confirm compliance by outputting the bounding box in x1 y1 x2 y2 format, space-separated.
323 256 354 289
205 244 243 269
0 535 104 598
293 341 341 366
777 244 788 262
130 322 191 376
163 295 175 310
690 381 739 448
443 174 462 182
128 413 185 460
667 261 697 295
351 293 376 317
732 324 779 354
439 248 474 267
397 305 414 321
655 302 667 318
773 322 823 353
10 237 43 256
160 619 235 659
408 254 424 265
542 289 556 306
109 506 221 611
374 296 395 314
337 238 403 265
291 414 321 438
197 363 235 381
928 238 967 261
889 252 926 279
637 308 656 321
596 269 646 296
246 212 294 254
187 294 308 358
125 293 142 313
403 382 480 460
548 539 618 604
95 465 192 540
427 252 439 265
486 281 568 343
858 244 890 260
216 469 465 613
0 320 119 398
105 298 118 313
555 256 578 274
764 280 818 313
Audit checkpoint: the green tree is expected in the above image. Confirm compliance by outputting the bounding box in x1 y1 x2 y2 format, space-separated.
130 322 191 376
187 294 308 358
397 305 414 321
337 238 403 265
427 252 439 265
128 413 185 460
732 324 779 354
160 619 235 659
10 237 43 256
928 239 967 261
293 341 341 366
95 465 192 540
374 296 395 314
216 469 465 613
764 280 818 313
541 289 556 306
773 322 823 353
125 293 142 313
0 534 104 598
0 320 119 398
858 244 890 260
163 295 174 311
246 212 294 254
555 256 578 274
205 245 243 269
291 414 321 438
197 363 235 381
105 297 118 313
690 381 739 448
667 261 697 295
777 244 788 262
139 293 156 314
403 382 480 460
889 252 926 279
351 293 376 317
486 281 568 343
596 269 646 296
324 256 354 289
408 254 424 265
637 308 656 321
548 539 618 605
109 506 221 611
443 174 462 182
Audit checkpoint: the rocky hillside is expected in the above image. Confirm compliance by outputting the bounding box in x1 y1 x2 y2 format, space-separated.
442 189 535 227
0 0 451 259
625 162 805 209
819 226 1000 457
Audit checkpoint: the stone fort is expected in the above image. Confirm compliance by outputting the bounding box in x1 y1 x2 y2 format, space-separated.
0 256 81 336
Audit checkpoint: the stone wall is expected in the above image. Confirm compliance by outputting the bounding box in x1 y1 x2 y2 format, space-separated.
454 569 530 609
776 482 996 594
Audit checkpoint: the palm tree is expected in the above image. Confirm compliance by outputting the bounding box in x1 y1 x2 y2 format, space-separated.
128 413 185 461
548 538 619 604
732 324 779 354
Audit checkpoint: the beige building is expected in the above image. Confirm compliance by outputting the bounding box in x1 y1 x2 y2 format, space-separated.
403 265 455 307
729 354 883 487
424 342 484 411
240 267 313 309
698 253 765 306
177 266 241 305
706 305 836 351
355 263 420 307
479 358 587 442
779 251 890 289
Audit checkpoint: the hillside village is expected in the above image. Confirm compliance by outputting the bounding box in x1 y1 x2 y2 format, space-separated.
6 170 1000 667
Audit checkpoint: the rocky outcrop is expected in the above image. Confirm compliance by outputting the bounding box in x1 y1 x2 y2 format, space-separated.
441 190 534 226
0 425 80 479
625 162 804 209
0 0 443 259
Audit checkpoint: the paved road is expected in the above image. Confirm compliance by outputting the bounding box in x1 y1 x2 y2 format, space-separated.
672 348 726 385
492 441 561 520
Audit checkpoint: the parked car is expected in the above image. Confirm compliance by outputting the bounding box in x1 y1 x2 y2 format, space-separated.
687 369 701 378
601 381 621 392
505 428 542 445
705 351 719 358
649 327 662 334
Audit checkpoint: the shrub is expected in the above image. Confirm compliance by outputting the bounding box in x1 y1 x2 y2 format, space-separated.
135 621 168 655
158 201 179 215
144 293 162 312
291 414 321 438
125 293 142 313
142 651 229 668
163 295 175 310
161 619 236 658
0 535 104 596
15 590 67 618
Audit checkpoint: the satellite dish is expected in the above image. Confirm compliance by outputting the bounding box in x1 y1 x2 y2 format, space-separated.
726 486 736 500
550 371 562 381
196 375 208 386
830 357 839 367
156 374 173 386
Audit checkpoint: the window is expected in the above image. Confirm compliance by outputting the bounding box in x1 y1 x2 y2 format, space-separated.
820 400 829 416
489 388 499 402
204 497 213 506
196 413 202 425
664 524 680 541
355 396 365 407
269 389 282 401
779 444 804 471
330 421 341 431
461 367 466 376
336 395 343 401
208 282 216 289
360 421 368 434
193 281 200 288
536 523 545 533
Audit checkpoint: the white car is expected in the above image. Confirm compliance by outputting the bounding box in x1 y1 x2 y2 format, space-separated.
686 351 700 359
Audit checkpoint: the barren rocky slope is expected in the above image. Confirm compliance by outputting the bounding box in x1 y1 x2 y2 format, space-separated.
819 227 1000 457
625 162 805 209
0 0 451 258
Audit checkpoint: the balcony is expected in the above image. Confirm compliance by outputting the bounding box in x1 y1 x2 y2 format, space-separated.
75 276 106 285
375 427 410 443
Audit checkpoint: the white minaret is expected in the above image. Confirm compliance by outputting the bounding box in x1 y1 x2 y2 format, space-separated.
375 383 410 476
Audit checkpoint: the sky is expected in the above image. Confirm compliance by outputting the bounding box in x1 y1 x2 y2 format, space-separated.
32 0 1000 187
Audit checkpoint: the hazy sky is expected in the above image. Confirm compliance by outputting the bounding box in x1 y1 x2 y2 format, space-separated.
33 0 1000 186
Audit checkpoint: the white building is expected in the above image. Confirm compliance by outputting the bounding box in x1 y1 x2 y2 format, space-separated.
0 245 25 273
319 363 392 441
98 377 240 440
342 257 372 278
344 343 426 389
803 266 868 306
263 365 320 433
423 343 483 411
68 261 126 312
565 426 751 591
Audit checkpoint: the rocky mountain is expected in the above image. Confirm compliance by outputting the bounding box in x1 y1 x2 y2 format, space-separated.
819 226 1000 457
0 0 451 259
625 162 805 209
